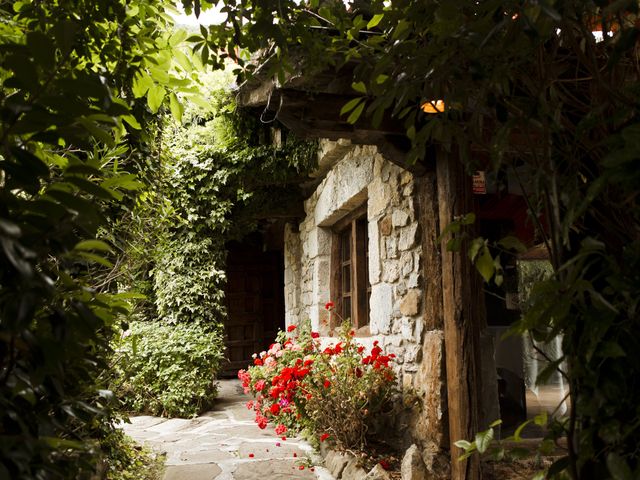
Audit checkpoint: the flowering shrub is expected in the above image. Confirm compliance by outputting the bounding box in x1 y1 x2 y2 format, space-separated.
238 319 397 451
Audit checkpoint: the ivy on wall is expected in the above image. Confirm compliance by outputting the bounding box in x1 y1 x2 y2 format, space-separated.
120 69 318 328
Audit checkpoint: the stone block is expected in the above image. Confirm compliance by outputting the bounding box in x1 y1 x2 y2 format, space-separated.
400 171 413 186
369 221 381 284
392 209 409 227
369 179 388 217
399 224 418 251
407 273 420 289
325 451 352 478
402 372 415 390
403 182 414 197
365 464 392 480
401 317 415 339
400 252 413 278
401 445 428 480
385 237 398 259
382 260 399 283
379 215 392 236
343 461 368 480
405 344 422 363
400 289 421 316
370 283 393 334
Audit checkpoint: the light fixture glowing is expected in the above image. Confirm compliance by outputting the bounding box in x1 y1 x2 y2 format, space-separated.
421 100 445 113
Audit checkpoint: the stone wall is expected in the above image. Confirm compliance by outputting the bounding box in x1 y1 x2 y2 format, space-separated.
283 141 447 471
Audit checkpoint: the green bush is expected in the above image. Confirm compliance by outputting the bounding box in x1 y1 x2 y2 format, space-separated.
112 321 225 417
99 429 165 480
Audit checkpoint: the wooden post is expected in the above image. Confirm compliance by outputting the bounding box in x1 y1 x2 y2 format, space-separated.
436 150 484 480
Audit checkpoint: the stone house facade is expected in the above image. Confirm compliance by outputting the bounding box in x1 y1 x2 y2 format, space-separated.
282 139 448 473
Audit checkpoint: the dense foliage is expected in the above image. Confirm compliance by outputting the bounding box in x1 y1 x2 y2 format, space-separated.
239 319 397 451
0 0 200 476
112 320 225 417
99 429 165 480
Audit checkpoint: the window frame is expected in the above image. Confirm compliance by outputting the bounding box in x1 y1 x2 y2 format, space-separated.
330 204 370 332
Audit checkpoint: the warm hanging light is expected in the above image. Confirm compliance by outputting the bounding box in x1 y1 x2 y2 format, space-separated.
421 99 446 113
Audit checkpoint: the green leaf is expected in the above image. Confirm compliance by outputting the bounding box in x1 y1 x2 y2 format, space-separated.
169 92 184 123
122 115 142 130
76 251 113 268
132 72 154 98
352 81 367 94
475 245 495 282
512 419 532 441
607 453 633 480
534 412 548 427
347 101 365 124
147 84 166 113
101 174 144 191
173 50 193 72
468 238 485 262
367 13 384 29
497 236 527 253
169 29 188 46
475 428 494 454
340 97 363 116
375 74 389 84
74 240 113 253
454 439 472 450
488 419 502 428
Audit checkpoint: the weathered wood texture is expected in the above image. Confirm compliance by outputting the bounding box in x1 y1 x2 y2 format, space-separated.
436 152 485 480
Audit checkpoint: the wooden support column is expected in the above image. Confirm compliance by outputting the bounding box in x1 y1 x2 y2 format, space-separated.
436 150 484 480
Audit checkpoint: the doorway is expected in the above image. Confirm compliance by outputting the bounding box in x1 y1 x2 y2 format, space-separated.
221 228 285 377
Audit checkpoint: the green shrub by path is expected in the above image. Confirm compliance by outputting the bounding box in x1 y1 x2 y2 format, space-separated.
99 429 165 480
112 321 225 417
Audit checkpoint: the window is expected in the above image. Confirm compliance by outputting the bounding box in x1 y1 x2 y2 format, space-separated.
330 205 370 331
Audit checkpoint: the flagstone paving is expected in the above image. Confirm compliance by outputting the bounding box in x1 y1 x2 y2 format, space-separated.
120 379 335 480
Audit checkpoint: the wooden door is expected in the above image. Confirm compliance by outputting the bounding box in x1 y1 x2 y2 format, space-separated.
222 246 284 376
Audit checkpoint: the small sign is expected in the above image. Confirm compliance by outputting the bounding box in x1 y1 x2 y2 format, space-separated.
473 171 487 194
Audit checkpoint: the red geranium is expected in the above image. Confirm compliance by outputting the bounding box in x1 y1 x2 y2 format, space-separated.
287 325 296 332
325 301 335 310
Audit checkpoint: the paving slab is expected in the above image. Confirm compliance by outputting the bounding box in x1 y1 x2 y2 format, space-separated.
120 379 335 480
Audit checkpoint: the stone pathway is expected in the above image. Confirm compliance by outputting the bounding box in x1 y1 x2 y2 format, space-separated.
120 379 335 480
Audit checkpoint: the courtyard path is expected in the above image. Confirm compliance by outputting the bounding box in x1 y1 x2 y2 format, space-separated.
121 379 335 480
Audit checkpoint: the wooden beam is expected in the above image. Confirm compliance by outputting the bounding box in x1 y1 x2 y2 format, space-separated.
436 150 484 480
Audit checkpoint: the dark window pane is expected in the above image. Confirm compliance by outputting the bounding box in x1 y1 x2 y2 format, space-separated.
341 230 351 261
343 296 351 320
342 265 351 292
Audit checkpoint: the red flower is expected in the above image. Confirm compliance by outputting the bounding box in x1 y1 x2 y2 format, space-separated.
249 453 254 458
320 433 330 442
270 403 280 415
379 459 391 470
255 380 266 392
275 424 287 435
323 380 331 389
325 301 335 310
299 465 305 470
287 325 296 332
293 452 297 457
311 332 320 338
254 358 263 366
256 415 268 429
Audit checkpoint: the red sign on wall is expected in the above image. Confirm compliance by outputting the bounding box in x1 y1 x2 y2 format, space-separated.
473 171 487 194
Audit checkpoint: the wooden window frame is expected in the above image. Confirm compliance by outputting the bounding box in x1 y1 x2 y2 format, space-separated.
330 204 370 332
